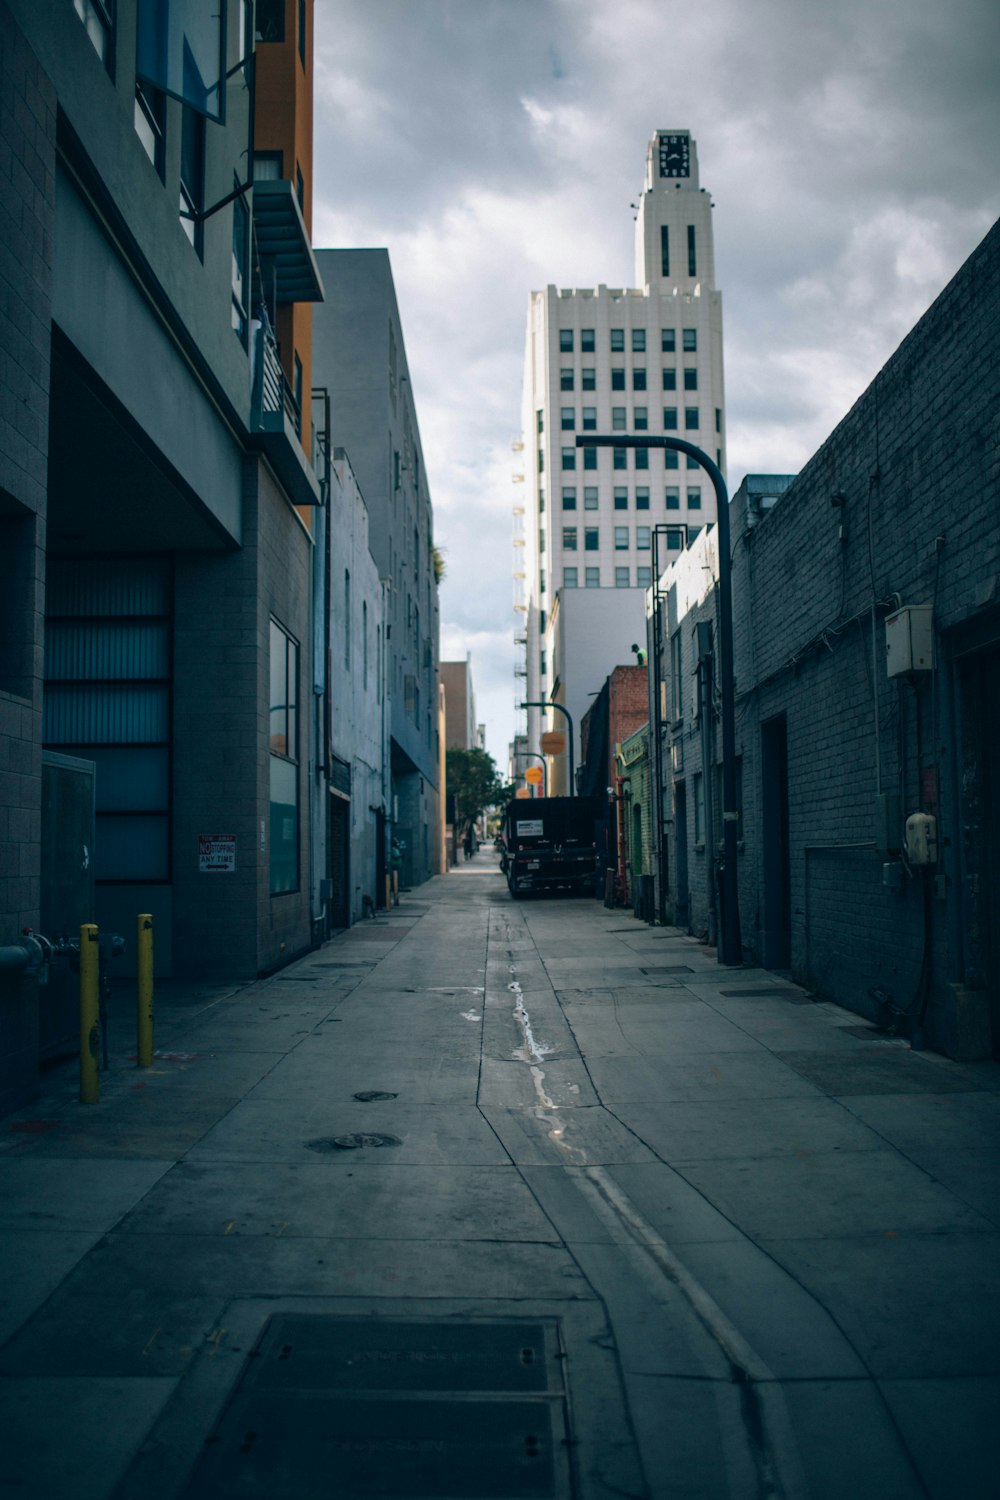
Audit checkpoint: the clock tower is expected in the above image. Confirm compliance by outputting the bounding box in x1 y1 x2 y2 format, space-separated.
634 129 716 293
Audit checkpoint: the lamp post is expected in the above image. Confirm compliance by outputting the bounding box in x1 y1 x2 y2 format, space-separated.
520 700 575 797
575 433 742 965
519 750 548 798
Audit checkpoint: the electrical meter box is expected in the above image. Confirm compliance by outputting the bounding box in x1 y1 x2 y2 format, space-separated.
885 605 934 676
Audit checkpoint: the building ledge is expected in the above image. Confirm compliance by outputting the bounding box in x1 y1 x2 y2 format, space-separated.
252 181 325 304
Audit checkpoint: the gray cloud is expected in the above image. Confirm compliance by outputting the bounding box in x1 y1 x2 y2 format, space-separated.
314 0 1000 766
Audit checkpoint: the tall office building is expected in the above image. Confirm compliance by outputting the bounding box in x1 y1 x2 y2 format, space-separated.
517 131 725 786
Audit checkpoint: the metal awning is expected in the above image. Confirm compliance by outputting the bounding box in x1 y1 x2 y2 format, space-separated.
252 180 325 304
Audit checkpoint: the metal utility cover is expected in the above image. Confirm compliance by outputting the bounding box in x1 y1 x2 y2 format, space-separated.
639 965 694 974
185 1316 570 1499
720 987 810 1003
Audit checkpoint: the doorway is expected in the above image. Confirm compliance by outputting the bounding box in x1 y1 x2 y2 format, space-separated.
760 715 791 969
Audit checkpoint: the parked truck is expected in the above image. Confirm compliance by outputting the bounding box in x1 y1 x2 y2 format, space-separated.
501 796 599 898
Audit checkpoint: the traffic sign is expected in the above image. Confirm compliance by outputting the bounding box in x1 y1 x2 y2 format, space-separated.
525 766 543 785
540 731 565 755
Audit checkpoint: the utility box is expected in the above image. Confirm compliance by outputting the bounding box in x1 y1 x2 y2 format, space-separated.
885 605 934 676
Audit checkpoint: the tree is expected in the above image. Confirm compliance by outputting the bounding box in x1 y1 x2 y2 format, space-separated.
446 748 510 834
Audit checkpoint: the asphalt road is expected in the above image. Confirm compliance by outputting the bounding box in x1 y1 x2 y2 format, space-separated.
1 848 998 1498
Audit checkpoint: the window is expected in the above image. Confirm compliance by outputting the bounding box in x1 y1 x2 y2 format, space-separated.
231 188 249 340
664 407 678 430
74 0 113 66
343 572 351 668
363 601 368 689
611 329 625 351
585 567 601 588
614 487 628 510
257 0 284 41
270 619 299 894
538 527 545 554
254 150 283 179
684 368 698 391
583 446 597 470
670 629 683 721
561 407 575 430
584 528 599 551
633 368 647 391
685 408 700 430
540 570 546 594
584 487 599 510
632 329 646 353
562 487 577 510
582 368 596 390
614 526 629 550
540 610 547 633
613 447 627 470
637 527 651 550
179 106 206 253
616 566 631 588
635 448 649 470
687 454 699 469
693 772 705 844
562 527 578 550
662 329 676 352
667 531 683 550
540 652 547 677
660 226 670 278
536 410 544 433
581 328 595 352
636 487 650 509
612 407 627 431
683 328 697 352
561 447 576 471
582 406 597 430
537 448 544 473
634 407 648 430
611 369 625 390
665 450 679 469
637 566 652 587
135 81 165 176
560 368 574 391
663 368 676 391
295 163 304 210
563 567 578 588
688 487 702 510
539 486 545 513
716 408 722 433
666 486 680 510
559 329 574 352
688 224 697 277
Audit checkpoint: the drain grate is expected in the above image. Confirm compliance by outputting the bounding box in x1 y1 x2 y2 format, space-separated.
639 965 694 974
720 987 811 1004
184 1316 569 1499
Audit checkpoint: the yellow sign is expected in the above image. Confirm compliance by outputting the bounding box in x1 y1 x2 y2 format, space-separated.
515 787 532 798
525 766 543 785
540 731 565 755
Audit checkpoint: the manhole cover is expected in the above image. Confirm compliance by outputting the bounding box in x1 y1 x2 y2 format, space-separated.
639 965 694 974
306 1133 401 1152
353 1090 398 1102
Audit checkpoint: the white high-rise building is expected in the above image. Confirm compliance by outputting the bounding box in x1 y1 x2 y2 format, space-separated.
517 130 725 787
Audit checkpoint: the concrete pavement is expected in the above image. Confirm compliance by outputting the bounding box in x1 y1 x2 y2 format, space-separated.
1 847 998 1498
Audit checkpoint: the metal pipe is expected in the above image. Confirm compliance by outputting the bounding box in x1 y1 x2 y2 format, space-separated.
577 433 742 964
79 925 100 1105
137 914 154 1068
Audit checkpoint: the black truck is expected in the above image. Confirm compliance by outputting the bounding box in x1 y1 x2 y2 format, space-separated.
501 796 599 898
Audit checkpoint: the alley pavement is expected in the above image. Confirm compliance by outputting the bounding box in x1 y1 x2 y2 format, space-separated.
1 848 999 1499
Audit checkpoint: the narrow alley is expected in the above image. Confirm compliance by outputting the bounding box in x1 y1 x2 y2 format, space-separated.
1 853 998 1499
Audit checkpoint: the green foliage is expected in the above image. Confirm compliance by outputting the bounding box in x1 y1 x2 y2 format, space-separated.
446 747 510 829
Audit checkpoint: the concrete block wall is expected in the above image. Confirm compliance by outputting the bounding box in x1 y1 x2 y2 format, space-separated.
0 6 55 1110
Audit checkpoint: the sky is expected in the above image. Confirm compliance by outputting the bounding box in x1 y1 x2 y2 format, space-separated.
311 0 1000 771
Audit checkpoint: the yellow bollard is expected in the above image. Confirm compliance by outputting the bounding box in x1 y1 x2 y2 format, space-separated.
137 913 154 1067
79 924 100 1104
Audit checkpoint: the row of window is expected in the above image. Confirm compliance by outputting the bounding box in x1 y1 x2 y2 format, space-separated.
539 446 721 479
549 392 710 434
557 488 703 513
562 567 655 589
558 368 705 393
558 328 698 353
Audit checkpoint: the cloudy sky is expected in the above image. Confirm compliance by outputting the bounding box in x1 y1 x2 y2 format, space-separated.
312 0 999 769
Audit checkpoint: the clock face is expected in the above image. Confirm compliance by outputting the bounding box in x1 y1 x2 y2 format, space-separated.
658 133 690 178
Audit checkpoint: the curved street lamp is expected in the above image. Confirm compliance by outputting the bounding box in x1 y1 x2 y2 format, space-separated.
519 700 575 797
575 433 741 966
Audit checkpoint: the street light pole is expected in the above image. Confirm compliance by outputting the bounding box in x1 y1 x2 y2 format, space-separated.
575 433 742 965
520 700 575 797
519 750 548 797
